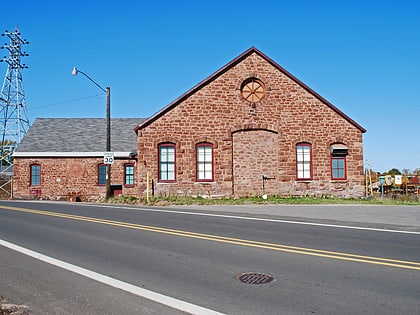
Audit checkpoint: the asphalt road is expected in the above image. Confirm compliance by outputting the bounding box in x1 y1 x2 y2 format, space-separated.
0 200 419 314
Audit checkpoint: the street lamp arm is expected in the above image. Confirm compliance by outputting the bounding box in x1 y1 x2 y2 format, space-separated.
72 66 106 93
72 66 111 201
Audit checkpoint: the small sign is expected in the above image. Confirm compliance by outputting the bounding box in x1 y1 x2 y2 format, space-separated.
379 176 385 185
104 152 114 164
395 175 402 185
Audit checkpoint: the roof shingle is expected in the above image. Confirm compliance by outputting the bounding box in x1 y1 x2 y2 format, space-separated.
15 118 143 153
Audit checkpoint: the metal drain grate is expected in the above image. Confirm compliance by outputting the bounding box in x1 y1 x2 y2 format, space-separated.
236 272 275 284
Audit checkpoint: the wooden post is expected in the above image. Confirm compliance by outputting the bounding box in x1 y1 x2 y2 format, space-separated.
146 172 150 204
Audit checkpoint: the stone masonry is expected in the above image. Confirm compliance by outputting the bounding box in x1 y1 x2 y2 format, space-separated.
13 157 137 201
136 48 365 198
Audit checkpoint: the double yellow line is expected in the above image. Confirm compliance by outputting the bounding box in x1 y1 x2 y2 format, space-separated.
1 204 420 271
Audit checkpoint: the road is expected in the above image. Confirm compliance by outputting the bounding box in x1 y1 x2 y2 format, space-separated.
0 200 419 314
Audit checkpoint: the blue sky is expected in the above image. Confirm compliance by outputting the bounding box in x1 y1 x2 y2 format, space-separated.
1 0 419 173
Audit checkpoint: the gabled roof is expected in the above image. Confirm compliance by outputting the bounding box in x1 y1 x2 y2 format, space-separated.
14 118 144 157
135 47 366 133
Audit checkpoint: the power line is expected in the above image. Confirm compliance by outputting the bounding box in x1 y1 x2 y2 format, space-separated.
30 93 105 110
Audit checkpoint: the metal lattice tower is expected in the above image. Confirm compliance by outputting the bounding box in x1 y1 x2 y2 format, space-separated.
0 26 30 170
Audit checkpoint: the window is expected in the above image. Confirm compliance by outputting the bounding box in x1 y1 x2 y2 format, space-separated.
331 156 346 180
159 143 175 182
240 77 266 103
125 164 135 186
98 164 107 185
296 143 312 180
197 143 213 181
30 164 41 186
330 144 348 180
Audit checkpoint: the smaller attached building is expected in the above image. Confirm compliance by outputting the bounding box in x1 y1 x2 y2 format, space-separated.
13 118 143 201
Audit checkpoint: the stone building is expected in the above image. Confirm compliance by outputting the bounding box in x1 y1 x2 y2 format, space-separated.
12 47 366 200
12 118 142 201
135 47 366 198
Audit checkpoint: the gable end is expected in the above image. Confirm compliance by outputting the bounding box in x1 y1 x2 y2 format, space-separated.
135 47 366 133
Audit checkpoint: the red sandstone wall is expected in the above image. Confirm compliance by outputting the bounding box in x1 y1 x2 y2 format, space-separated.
13 157 138 201
137 52 364 198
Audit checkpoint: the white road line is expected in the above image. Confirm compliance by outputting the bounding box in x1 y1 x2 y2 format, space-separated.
99 204 420 235
6 200 420 234
0 239 225 315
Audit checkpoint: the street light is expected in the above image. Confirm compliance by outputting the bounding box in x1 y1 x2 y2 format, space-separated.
72 66 111 201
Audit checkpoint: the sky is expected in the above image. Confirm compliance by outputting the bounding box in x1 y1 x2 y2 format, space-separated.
1 0 419 173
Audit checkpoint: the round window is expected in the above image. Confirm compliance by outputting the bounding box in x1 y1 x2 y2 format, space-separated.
240 78 265 103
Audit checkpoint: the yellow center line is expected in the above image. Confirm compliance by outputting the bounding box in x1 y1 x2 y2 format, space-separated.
1 204 420 271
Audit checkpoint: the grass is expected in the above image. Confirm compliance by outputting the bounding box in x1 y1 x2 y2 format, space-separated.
109 194 420 206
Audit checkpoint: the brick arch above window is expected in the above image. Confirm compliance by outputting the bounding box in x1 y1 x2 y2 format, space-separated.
291 139 313 150
296 141 313 150
194 137 218 149
296 141 312 145
154 138 180 148
157 140 176 146
294 139 313 145
235 73 272 91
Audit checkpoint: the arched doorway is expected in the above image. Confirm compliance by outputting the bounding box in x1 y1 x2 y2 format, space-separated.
232 129 278 196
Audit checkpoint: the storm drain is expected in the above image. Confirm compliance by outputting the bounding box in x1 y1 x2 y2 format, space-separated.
236 272 275 284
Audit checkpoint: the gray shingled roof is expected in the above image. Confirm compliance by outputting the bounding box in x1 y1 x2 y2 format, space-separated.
15 118 144 153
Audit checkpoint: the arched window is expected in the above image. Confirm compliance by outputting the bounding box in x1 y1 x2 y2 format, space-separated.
30 164 41 186
196 143 213 182
159 143 176 182
296 143 312 180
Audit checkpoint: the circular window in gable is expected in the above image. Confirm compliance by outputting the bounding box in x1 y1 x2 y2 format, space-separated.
241 77 266 103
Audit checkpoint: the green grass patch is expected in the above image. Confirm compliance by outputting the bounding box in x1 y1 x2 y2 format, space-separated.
108 194 420 206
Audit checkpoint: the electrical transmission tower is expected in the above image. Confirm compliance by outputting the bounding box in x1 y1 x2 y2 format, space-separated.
0 26 30 171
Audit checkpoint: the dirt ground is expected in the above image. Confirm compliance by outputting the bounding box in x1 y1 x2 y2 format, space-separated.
0 296 30 315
